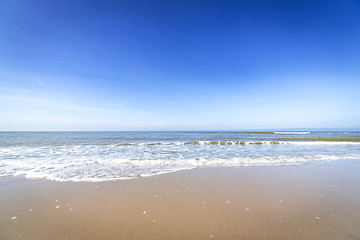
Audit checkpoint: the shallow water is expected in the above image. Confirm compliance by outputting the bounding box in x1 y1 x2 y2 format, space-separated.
0 131 359 181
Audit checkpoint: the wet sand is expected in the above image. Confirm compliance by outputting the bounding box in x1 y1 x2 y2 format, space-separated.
1 159 360 240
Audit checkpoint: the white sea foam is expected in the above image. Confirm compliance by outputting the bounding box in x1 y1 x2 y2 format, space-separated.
281 141 360 145
11 153 352 182
1 132 360 182
1 147 360 182
114 140 360 146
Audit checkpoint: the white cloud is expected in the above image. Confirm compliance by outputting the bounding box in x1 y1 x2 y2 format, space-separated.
0 87 170 130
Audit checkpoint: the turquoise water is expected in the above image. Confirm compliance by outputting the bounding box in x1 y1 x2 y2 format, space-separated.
0 131 359 181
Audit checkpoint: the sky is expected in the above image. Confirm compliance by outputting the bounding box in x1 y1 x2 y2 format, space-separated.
0 0 360 131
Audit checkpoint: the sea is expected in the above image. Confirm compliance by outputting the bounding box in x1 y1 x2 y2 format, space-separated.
0 131 359 182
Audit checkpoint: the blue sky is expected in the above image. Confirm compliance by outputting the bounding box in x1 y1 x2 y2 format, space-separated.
0 0 359 130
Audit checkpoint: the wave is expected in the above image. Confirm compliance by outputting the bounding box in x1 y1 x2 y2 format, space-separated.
114 141 277 146
1 154 359 182
112 140 360 146
277 137 360 142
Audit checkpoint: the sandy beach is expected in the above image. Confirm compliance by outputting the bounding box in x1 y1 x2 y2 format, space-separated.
1 159 360 240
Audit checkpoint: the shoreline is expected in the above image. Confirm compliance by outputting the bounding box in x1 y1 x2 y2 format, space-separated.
1 159 360 239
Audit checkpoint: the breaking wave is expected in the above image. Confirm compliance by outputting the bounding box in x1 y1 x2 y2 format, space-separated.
1 131 359 182
1 153 359 182
113 140 360 146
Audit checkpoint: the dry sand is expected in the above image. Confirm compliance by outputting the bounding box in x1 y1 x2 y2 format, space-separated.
1 159 360 240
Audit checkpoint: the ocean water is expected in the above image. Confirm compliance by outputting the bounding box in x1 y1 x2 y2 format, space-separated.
0 131 359 182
